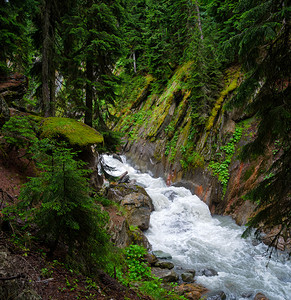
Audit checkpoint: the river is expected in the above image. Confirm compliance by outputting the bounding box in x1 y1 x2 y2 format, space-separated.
102 154 291 300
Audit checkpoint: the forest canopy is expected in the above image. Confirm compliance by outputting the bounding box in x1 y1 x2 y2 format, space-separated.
0 0 290 249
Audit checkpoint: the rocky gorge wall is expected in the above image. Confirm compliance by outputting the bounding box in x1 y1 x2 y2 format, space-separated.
113 63 287 250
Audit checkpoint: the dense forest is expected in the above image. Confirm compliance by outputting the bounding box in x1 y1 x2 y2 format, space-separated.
0 0 290 299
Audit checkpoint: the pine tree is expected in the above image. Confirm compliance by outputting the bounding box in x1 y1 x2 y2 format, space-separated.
0 0 35 78
19 140 109 258
223 0 291 243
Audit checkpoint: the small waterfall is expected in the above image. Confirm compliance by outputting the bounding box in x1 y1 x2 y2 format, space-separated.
103 154 291 300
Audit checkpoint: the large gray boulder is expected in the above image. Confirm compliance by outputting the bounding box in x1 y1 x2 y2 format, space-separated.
121 191 154 231
151 267 179 282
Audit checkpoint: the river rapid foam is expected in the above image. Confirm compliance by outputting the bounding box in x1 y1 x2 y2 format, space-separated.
102 154 291 300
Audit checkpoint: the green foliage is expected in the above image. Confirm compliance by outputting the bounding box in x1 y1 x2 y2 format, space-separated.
209 126 243 193
2 115 37 149
123 245 151 282
115 245 185 299
17 139 109 262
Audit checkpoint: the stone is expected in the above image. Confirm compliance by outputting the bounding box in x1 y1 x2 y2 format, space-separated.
107 207 133 248
121 191 154 230
203 290 226 300
197 268 218 277
106 183 149 204
175 283 208 299
151 267 178 282
154 260 174 269
112 154 123 162
254 293 269 300
181 272 194 282
144 253 158 266
152 250 172 259
162 190 178 201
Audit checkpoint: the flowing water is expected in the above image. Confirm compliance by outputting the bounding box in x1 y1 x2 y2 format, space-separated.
102 155 291 300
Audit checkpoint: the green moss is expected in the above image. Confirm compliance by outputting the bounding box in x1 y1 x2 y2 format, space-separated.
206 72 240 131
40 117 103 147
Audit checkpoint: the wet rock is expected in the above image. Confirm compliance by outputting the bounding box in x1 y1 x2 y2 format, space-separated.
254 293 269 300
154 260 174 269
112 153 123 162
197 268 218 277
152 250 172 259
121 192 154 230
106 183 150 204
181 272 194 282
203 290 226 300
151 267 178 282
107 207 133 248
162 190 178 201
145 253 158 266
175 283 208 300
241 291 254 298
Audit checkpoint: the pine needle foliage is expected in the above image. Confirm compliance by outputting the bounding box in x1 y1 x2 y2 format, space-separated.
18 139 109 265
219 0 291 243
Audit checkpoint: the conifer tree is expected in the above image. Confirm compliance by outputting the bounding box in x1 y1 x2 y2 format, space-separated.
19 140 109 259
223 0 291 242
0 0 35 77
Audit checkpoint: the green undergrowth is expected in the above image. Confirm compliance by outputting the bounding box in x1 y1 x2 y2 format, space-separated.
114 245 186 300
208 125 244 193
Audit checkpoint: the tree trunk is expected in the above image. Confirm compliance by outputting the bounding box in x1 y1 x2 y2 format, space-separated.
194 1 203 40
133 50 137 73
84 0 93 127
42 0 51 117
85 59 93 127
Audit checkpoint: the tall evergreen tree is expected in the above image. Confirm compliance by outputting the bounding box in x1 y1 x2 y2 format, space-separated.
223 0 291 243
0 0 35 78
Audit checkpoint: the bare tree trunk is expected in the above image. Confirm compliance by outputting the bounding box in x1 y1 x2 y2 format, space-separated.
133 50 137 73
85 60 93 127
194 1 204 40
42 0 51 117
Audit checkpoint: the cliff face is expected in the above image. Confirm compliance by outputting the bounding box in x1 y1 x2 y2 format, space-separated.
113 63 276 230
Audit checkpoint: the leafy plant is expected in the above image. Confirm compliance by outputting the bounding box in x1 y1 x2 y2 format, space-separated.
209 126 244 193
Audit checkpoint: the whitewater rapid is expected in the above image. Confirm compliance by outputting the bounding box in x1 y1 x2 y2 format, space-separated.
102 155 291 300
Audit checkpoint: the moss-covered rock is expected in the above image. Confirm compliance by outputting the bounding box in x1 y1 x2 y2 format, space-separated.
40 117 103 147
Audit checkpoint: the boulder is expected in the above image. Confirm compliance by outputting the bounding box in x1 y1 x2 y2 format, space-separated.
154 260 174 269
254 293 269 300
152 250 172 259
197 268 218 277
203 290 226 300
112 154 123 163
181 272 194 282
107 207 133 248
144 253 158 266
151 267 178 283
121 191 154 230
175 283 208 300
204 291 226 300
106 183 149 204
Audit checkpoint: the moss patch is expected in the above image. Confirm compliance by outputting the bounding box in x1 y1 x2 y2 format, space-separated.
40 117 103 147
206 70 240 131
